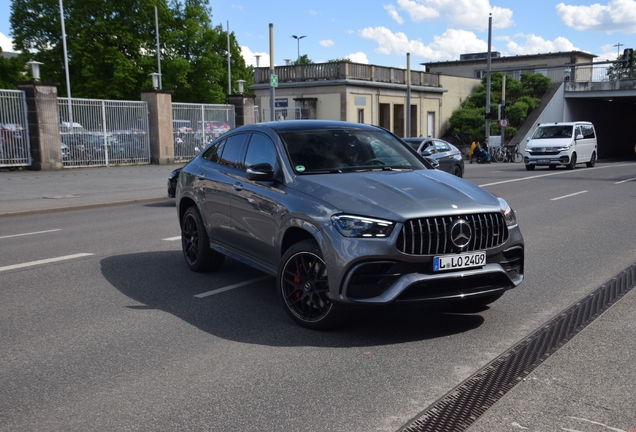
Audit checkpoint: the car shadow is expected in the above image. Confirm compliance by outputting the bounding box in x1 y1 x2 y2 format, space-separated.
101 251 485 348
144 200 175 208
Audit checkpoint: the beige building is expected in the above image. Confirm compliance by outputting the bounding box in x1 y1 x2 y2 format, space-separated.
423 51 596 83
250 62 480 138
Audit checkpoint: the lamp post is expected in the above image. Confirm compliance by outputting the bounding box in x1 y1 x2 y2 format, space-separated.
291 35 306 64
149 73 161 90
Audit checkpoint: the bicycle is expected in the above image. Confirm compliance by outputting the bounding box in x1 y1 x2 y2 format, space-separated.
493 145 523 163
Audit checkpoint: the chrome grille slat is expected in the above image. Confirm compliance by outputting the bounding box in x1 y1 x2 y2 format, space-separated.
397 212 509 255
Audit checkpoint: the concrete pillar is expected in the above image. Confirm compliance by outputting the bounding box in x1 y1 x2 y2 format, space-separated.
140 90 174 165
16 81 63 171
227 94 256 126
293 97 317 120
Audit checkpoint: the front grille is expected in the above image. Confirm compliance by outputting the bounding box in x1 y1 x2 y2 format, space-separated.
397 213 508 255
528 149 560 155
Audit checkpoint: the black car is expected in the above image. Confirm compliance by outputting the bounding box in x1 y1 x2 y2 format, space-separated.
402 137 464 177
176 120 524 329
167 167 182 198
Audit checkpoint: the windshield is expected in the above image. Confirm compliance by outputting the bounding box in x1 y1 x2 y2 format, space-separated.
279 128 426 174
532 125 573 139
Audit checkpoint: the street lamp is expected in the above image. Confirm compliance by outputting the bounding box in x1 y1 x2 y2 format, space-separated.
291 35 307 64
27 60 43 81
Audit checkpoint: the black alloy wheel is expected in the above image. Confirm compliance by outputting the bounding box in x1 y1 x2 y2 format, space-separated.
586 152 597 167
181 206 225 272
278 240 346 330
567 152 577 170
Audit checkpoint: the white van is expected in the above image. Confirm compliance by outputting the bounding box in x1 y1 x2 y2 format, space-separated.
523 122 597 170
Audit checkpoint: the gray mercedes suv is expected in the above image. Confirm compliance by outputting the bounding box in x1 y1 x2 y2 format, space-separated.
176 120 524 329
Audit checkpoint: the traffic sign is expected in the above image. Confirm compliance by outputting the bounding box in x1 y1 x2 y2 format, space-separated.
270 74 278 87
499 118 509 128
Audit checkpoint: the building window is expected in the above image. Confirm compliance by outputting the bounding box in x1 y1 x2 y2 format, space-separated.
358 109 364 123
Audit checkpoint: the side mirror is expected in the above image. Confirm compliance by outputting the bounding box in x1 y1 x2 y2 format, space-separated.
575 134 584 140
421 150 433 157
425 157 440 169
246 163 275 181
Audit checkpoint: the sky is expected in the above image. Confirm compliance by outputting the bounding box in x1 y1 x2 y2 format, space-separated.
1 0 635 69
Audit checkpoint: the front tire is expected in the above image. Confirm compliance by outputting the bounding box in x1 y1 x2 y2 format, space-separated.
278 240 347 330
181 206 225 272
567 152 577 170
586 151 597 167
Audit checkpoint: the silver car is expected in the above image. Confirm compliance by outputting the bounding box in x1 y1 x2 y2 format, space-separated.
176 120 524 330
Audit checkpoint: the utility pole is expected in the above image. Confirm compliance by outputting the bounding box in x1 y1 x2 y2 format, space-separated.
269 24 276 121
614 42 623 57
406 53 411 137
500 74 506 149
485 14 493 143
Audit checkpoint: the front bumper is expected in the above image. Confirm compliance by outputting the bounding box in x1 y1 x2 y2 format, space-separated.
524 154 570 166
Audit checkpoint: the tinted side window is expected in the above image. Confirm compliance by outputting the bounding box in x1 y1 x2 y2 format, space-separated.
245 133 278 168
435 141 450 152
218 133 249 169
581 125 595 139
202 138 226 162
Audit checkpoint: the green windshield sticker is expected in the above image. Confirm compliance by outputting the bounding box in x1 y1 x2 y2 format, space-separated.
296 165 306 172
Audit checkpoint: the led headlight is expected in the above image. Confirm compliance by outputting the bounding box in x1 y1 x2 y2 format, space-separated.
331 215 395 238
498 197 518 227
555 144 571 152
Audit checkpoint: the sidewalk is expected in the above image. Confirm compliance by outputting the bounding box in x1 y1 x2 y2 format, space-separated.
0 164 177 217
1 164 635 432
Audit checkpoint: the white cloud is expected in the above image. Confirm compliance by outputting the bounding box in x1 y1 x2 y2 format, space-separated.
231 4 244 12
0 32 14 52
557 0 636 33
384 4 404 24
394 0 514 31
505 33 577 55
359 26 487 61
320 39 335 47
346 52 369 63
309 9 319 15
240 46 270 67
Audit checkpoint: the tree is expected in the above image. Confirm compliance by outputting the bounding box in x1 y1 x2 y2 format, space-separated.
607 51 636 80
447 72 548 142
0 50 30 89
292 54 312 65
9 0 253 102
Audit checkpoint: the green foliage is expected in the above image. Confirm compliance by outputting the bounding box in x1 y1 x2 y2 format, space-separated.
606 52 636 80
292 54 312 65
327 58 351 63
448 71 550 142
0 50 30 89
8 0 253 102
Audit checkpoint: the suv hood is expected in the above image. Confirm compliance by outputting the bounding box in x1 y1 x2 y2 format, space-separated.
291 170 500 221
528 138 571 148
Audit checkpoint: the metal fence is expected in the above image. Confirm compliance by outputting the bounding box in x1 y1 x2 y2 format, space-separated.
261 107 302 122
0 89 31 168
172 103 236 162
58 98 150 167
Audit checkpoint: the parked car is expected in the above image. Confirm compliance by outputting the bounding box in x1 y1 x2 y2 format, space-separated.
176 120 524 330
523 121 597 170
402 137 464 177
167 167 182 198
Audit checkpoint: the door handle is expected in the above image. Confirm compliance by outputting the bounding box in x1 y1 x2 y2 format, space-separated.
233 183 244 191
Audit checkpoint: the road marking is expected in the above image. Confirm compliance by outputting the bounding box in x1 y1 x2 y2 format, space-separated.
551 190 588 201
194 275 273 298
615 177 636 184
162 236 181 241
0 229 61 239
0 253 94 272
478 163 630 187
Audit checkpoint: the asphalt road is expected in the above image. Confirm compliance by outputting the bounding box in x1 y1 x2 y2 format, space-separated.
1 161 635 431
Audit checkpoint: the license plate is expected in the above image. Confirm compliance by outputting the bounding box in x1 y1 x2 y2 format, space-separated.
433 251 486 271
538 159 550 163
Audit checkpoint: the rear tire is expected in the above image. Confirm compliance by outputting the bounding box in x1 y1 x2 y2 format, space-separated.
525 164 535 171
586 151 597 167
181 206 225 272
452 164 463 177
278 240 347 330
